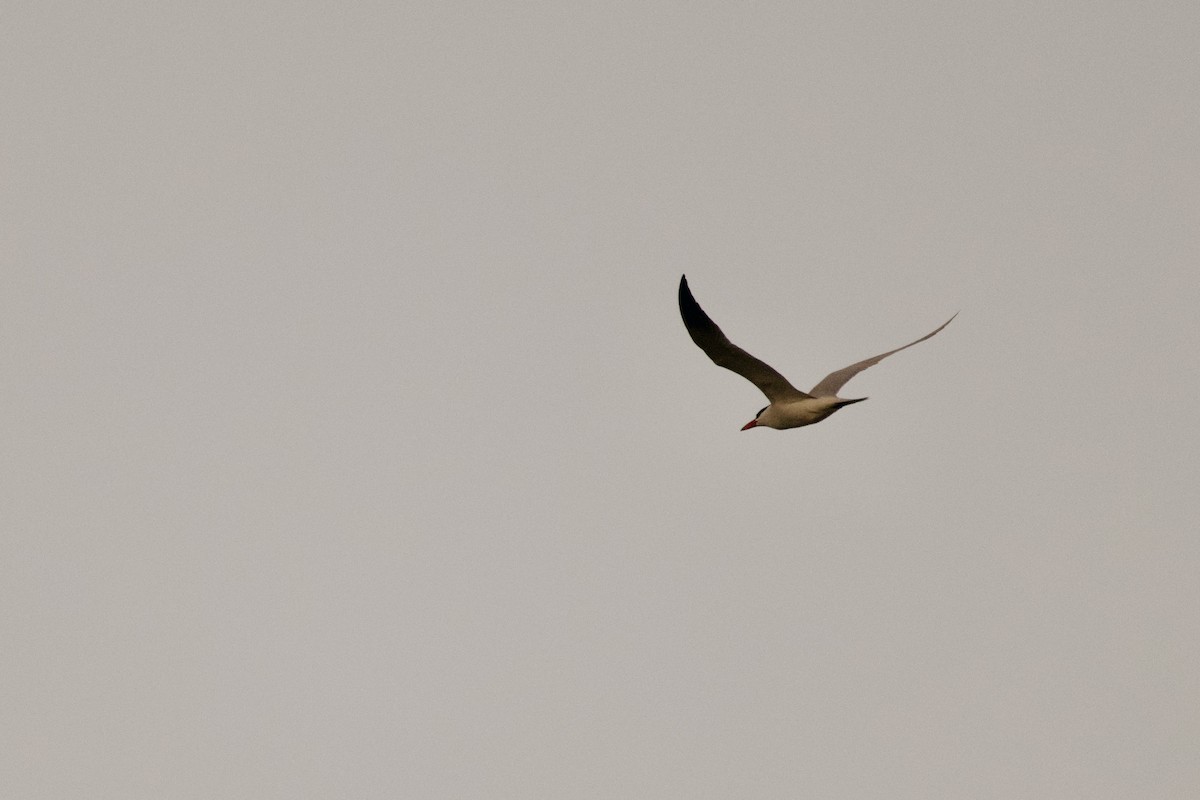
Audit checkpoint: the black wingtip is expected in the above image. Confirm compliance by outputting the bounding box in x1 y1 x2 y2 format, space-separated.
678 274 721 345
677 274 700 318
678 275 692 310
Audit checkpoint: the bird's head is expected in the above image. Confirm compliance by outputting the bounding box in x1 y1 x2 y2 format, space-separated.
741 405 768 431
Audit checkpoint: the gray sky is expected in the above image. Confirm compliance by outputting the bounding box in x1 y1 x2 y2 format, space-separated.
3 2 1198 797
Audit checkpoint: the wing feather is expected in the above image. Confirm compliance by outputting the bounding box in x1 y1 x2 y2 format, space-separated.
809 313 957 397
678 276 810 403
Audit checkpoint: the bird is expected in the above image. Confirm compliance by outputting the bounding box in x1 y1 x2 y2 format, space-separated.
678 274 955 430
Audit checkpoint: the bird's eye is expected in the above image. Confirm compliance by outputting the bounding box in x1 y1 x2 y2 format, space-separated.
756 406 767 418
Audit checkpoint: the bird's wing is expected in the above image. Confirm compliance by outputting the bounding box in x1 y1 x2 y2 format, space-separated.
808 313 957 397
678 276 811 403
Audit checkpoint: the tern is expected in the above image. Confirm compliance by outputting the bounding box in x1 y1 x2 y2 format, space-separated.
678 275 955 430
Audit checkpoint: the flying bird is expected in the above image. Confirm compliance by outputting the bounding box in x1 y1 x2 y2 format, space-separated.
678 275 955 430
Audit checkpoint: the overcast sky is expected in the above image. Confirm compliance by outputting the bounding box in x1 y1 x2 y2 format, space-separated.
3 2 1198 798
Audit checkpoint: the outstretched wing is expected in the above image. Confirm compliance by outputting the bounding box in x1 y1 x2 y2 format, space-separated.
678 275 811 403
809 313 957 398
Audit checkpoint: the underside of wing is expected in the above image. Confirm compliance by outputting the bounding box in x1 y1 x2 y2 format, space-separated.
678 276 810 402
809 313 957 397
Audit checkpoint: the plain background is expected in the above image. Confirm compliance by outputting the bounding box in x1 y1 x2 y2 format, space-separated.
3 2 1198 797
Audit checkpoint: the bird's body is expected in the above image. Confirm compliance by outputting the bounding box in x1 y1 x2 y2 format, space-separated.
750 395 866 431
678 275 954 431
